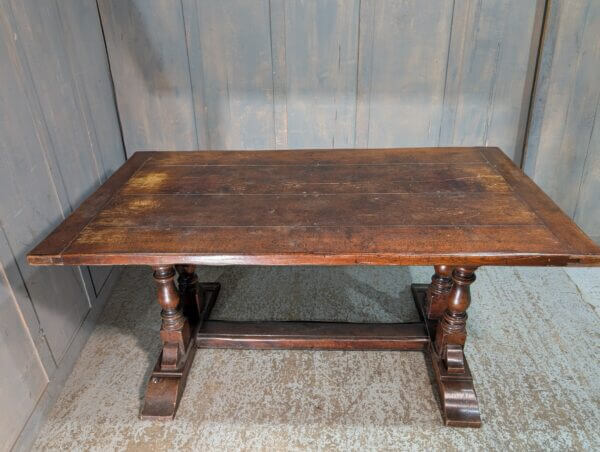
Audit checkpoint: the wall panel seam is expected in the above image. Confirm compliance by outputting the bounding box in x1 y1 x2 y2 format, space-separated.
437 0 456 146
53 0 104 182
95 0 128 163
180 0 200 150
572 95 600 220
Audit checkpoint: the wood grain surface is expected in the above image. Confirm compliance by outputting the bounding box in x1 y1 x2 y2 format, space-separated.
27 147 600 267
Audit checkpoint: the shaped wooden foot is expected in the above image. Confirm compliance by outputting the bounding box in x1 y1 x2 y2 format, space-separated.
141 344 197 420
430 346 481 427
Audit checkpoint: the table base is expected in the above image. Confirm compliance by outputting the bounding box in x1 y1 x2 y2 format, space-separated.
140 270 481 427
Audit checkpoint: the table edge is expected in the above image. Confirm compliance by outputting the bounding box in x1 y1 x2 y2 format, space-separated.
27 252 600 267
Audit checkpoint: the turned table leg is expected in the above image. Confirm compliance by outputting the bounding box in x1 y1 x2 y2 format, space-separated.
140 265 197 420
430 266 481 427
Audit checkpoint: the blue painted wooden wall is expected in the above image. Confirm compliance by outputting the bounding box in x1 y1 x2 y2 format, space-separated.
98 0 543 163
0 0 124 447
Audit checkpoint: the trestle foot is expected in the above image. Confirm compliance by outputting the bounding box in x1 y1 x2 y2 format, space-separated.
430 348 481 427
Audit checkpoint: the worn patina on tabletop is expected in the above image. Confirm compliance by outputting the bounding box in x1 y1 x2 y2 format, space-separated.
28 147 600 427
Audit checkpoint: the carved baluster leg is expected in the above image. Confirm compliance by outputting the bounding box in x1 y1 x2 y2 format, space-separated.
430 266 481 427
426 265 454 320
140 265 196 420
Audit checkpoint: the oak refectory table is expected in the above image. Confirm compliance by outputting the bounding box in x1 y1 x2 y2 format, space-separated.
28 147 600 427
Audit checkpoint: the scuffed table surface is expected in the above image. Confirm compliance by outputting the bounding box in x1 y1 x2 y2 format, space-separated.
28 147 600 267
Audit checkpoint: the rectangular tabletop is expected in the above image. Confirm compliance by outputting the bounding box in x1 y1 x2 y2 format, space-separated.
28 147 600 267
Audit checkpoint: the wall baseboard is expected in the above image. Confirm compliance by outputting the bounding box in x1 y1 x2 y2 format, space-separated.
11 268 123 452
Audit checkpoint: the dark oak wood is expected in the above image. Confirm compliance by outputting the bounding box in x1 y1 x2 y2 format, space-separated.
26 147 600 427
140 278 220 420
434 267 476 365
196 321 429 351
425 265 453 319
481 147 600 257
27 147 600 267
412 283 481 428
122 161 512 195
176 264 199 325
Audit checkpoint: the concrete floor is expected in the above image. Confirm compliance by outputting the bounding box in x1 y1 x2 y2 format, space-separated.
33 266 600 451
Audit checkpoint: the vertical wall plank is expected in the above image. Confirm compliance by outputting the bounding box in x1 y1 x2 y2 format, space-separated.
8 0 101 209
523 0 600 237
440 0 544 162
98 0 198 154
0 265 48 451
269 0 288 149
1 0 91 362
273 0 360 148
355 0 453 147
56 0 126 181
184 0 275 149
354 0 375 149
2 0 126 365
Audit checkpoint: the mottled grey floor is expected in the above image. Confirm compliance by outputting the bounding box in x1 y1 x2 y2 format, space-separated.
33 266 600 451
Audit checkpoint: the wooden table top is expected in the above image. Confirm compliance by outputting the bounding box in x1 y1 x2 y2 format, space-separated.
28 147 600 267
